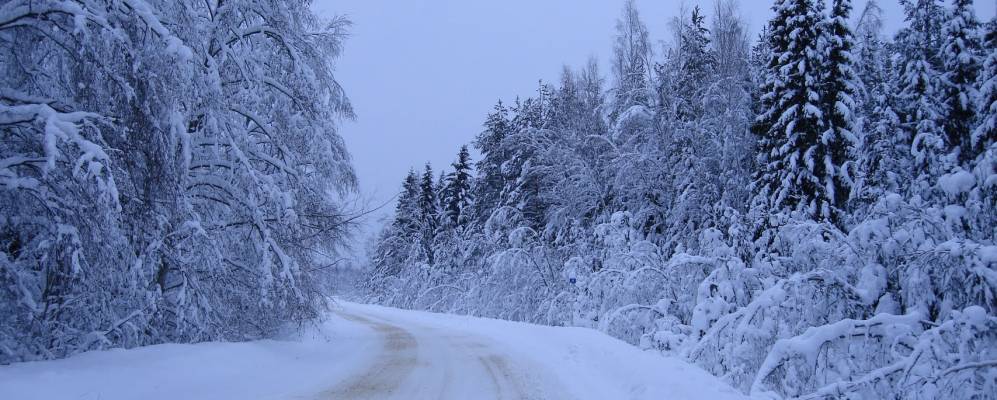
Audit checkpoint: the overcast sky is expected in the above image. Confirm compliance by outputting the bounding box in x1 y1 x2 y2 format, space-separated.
311 0 996 248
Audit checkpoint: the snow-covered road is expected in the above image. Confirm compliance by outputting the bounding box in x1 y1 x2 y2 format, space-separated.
323 308 558 399
0 301 749 400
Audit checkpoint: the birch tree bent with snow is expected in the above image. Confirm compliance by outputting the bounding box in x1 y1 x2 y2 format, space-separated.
0 0 356 363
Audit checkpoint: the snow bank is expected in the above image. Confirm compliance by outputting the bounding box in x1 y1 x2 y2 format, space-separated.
0 312 379 400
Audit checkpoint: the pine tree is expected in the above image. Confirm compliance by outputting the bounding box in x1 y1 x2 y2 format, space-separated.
817 0 861 220
752 0 837 223
442 145 474 228
941 0 984 165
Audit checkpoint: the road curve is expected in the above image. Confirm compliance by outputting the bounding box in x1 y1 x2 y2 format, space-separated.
318 307 570 400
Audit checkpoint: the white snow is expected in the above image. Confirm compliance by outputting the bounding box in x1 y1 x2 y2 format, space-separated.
0 301 750 400
0 311 379 400
938 169 976 196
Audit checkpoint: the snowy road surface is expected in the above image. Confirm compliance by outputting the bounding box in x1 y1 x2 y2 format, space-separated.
0 301 748 400
321 308 557 399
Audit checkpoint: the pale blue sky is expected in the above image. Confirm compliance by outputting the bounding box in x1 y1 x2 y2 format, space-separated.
311 0 996 247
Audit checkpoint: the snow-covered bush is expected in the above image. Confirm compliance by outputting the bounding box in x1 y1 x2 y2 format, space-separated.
687 269 869 392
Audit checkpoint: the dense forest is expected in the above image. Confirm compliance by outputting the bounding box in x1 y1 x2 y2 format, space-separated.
0 0 356 363
365 0 997 398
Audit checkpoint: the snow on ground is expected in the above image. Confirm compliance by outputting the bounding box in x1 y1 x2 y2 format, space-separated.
0 300 749 400
0 311 379 400
343 302 748 400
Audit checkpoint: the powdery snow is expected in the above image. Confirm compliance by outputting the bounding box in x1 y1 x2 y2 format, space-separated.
0 310 378 400
342 302 749 400
0 301 749 400
938 169 976 196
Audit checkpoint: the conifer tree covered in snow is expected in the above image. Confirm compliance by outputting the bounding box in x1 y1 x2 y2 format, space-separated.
818 0 861 216
978 20 997 155
1 0 357 363
473 101 514 225
441 146 473 228
753 0 854 225
853 0 905 200
369 169 422 289
361 1 996 398
972 19 997 233
941 0 984 165
895 0 948 186
672 6 718 123
7 1 993 396
418 164 440 263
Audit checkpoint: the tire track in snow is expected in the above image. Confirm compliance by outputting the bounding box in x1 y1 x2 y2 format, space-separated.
319 312 418 399
319 307 572 400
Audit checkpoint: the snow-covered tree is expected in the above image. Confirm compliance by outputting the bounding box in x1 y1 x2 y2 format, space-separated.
1 0 356 363
941 0 984 165
976 20 997 155
418 164 440 263
967 19 997 238
360 2 997 399
473 101 513 225
853 0 906 202
817 0 861 220
706 0 756 212
672 6 717 122
441 146 474 228
369 169 422 285
753 0 849 224
894 0 948 186
610 0 653 121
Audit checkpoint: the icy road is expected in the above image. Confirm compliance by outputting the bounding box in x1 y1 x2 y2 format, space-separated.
0 302 748 400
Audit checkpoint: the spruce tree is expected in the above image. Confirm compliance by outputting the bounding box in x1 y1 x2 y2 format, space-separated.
817 0 861 220
372 169 423 278
393 169 423 238
674 6 717 122
970 20 997 228
941 0 984 165
442 145 474 228
752 0 837 223
749 27 772 116
473 101 512 224
418 163 439 263
975 20 997 153
853 0 904 199
505 97 549 231
895 0 947 186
